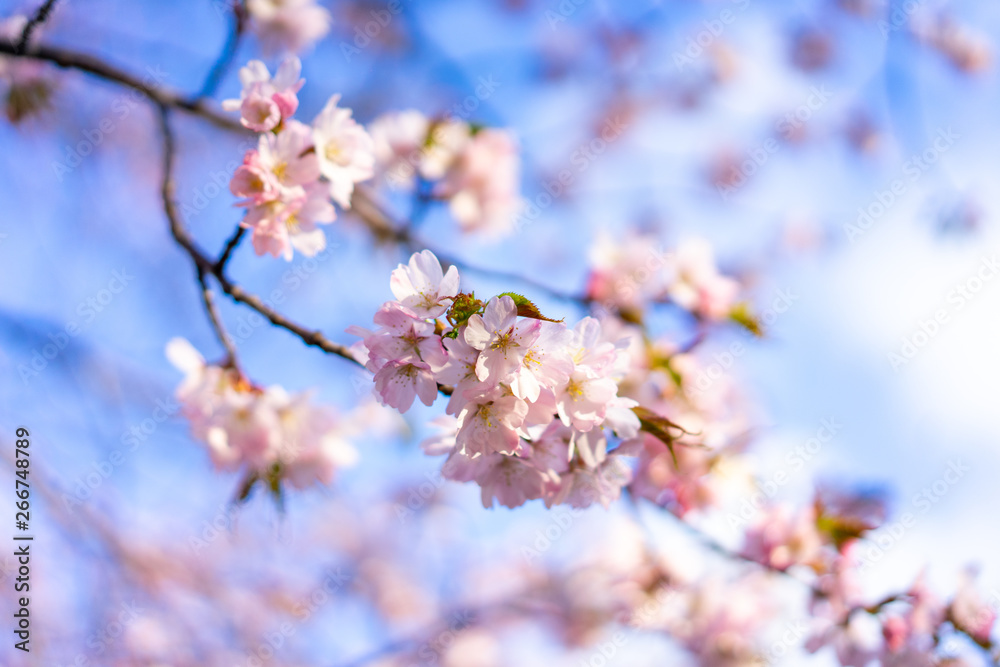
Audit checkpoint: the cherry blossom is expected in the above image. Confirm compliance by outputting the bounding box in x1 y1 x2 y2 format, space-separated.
508 321 574 402
221 56 303 132
742 504 824 571
242 181 334 259
390 249 460 318
166 338 358 489
373 359 438 412
246 0 331 54
455 387 528 457
438 128 521 235
311 94 375 208
369 109 432 188
464 295 541 384
666 238 740 320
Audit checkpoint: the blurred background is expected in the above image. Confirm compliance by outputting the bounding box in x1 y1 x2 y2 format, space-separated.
1 0 1000 664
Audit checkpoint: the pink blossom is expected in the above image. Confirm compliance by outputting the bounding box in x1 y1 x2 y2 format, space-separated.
671 576 775 667
463 295 541 384
428 334 481 415
666 239 740 320
438 128 521 235
362 302 441 370
455 388 528 457
551 436 632 509
222 57 303 132
555 366 618 432
168 339 359 488
949 570 996 646
420 119 471 180
742 504 823 571
246 0 331 55
230 148 280 206
508 321 573 402
477 454 554 509
373 359 438 413
243 182 334 260
369 109 431 188
312 94 375 208
256 119 321 194
389 249 460 318
586 231 671 311
603 395 641 438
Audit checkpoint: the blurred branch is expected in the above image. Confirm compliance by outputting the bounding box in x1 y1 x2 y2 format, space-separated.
215 225 246 272
196 265 239 368
15 0 60 54
196 0 247 100
155 104 364 367
0 41 245 132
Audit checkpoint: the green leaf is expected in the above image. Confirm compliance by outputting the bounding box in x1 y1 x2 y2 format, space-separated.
729 302 763 337
233 472 260 504
632 406 702 469
496 292 563 323
266 463 285 513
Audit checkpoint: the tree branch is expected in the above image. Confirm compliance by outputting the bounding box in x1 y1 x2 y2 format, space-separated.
15 0 60 54
0 41 245 132
196 264 239 368
154 105 455 396
155 104 362 363
196 0 247 100
215 225 246 272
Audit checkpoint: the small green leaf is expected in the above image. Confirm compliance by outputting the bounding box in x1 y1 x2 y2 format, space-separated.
233 472 260 504
266 463 285 513
632 406 702 469
729 302 763 337
496 292 563 323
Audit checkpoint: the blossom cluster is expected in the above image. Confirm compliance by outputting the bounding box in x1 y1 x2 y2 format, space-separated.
587 232 742 322
369 111 522 235
224 56 374 260
728 495 998 666
352 249 645 509
167 338 358 491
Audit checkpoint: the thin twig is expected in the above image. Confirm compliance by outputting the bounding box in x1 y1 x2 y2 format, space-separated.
155 104 361 365
196 0 247 100
15 0 60 54
196 265 239 367
216 225 246 271
154 105 454 395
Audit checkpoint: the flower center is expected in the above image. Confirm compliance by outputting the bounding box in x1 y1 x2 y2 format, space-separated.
272 161 289 182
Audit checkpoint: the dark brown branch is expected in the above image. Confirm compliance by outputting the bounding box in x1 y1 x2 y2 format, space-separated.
0 41 245 132
196 0 247 100
15 0 60 54
154 105 454 395
155 104 362 365
215 225 246 271
196 265 239 367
